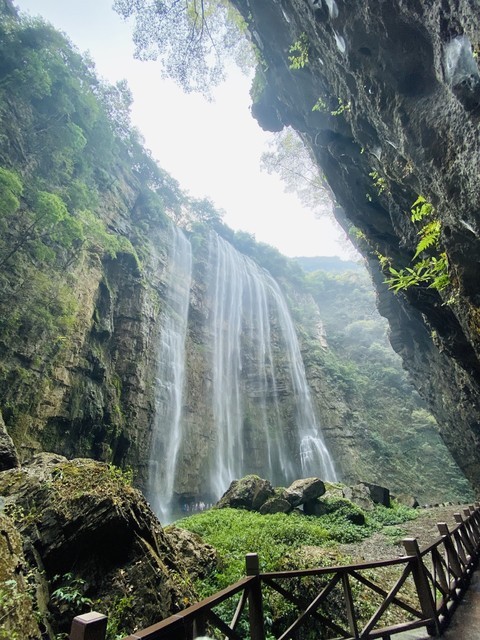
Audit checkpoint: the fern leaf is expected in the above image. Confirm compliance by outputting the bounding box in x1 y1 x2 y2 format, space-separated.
414 221 441 258
411 196 434 222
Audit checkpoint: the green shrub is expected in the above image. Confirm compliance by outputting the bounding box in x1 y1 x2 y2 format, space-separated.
367 501 418 527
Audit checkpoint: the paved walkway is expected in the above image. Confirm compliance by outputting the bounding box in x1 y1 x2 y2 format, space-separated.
397 568 480 639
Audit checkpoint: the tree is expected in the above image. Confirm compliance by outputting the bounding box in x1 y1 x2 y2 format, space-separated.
112 0 253 94
260 127 334 218
0 167 23 215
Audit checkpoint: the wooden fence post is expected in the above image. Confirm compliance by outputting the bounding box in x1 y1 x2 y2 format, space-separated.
471 506 480 533
465 508 480 545
246 553 265 640
70 612 107 640
454 513 475 557
403 539 440 636
437 523 463 581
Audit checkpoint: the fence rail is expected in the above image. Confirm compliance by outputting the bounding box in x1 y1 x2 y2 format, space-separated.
71 504 480 640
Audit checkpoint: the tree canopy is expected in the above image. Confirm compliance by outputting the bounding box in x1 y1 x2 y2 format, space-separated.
112 0 254 95
261 127 334 219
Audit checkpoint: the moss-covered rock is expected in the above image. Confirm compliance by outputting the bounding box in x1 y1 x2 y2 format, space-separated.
0 513 40 639
216 475 275 511
0 454 203 639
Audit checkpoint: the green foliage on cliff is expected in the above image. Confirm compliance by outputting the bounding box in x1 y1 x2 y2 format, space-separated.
0 5 181 455
288 33 309 69
384 197 450 293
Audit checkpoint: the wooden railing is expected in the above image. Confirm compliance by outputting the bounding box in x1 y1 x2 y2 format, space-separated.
70 504 480 640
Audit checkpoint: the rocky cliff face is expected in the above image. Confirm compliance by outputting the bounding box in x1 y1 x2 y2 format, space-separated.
231 0 480 492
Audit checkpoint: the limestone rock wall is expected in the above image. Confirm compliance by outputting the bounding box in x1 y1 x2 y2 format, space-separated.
231 0 480 492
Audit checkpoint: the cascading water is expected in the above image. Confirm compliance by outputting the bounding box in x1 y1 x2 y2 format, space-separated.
147 226 192 522
208 234 295 498
207 234 336 498
266 280 337 481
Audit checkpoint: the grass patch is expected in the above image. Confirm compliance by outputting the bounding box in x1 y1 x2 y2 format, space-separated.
175 502 419 638
176 500 418 595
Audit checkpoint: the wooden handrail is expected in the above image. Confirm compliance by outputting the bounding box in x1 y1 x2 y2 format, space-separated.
70 506 480 640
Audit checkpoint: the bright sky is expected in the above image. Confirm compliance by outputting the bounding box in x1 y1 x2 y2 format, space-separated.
15 0 353 258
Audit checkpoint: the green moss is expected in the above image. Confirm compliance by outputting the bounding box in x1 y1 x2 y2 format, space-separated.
50 461 134 503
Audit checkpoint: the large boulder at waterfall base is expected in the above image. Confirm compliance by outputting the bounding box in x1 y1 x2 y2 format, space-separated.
259 495 293 515
361 482 391 507
0 453 198 638
343 484 375 511
284 477 326 508
216 475 274 511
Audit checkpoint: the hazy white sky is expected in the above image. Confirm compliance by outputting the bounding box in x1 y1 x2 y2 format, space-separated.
15 0 352 258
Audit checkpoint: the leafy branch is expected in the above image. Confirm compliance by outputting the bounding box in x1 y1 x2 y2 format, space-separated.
384 196 450 293
288 33 309 69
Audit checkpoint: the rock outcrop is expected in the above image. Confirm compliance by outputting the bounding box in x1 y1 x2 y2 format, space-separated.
284 477 326 507
0 410 19 471
231 0 480 493
216 475 375 525
216 475 275 511
0 454 211 638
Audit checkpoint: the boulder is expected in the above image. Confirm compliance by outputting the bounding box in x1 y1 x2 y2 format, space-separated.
342 484 375 511
303 499 329 517
0 410 19 471
165 526 217 580
395 494 420 509
284 478 326 507
0 455 197 638
216 475 274 511
361 482 391 507
259 496 292 515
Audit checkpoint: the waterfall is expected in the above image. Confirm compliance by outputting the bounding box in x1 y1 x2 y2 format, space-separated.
266 280 337 481
208 234 336 498
147 226 192 521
